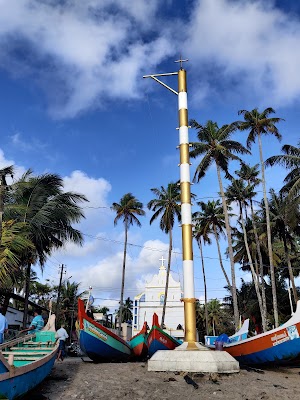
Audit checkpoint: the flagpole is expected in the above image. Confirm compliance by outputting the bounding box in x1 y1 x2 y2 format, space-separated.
288 284 294 315
85 286 93 313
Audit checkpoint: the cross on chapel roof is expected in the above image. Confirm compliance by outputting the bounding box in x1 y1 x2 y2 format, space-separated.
159 256 166 270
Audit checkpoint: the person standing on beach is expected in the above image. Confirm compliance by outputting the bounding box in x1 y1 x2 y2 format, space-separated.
0 307 8 344
20 309 45 334
56 324 69 362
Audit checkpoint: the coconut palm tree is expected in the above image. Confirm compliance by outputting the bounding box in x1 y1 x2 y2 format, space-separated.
267 189 300 304
123 297 133 322
5 170 87 327
207 299 223 336
237 108 283 327
225 179 267 331
266 141 300 200
195 300 206 341
147 182 181 328
0 220 33 283
193 215 211 335
194 200 232 289
112 193 145 334
189 119 250 329
115 297 133 323
0 220 35 314
60 280 85 327
235 163 267 326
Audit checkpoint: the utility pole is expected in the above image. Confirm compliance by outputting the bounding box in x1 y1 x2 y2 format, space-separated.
56 264 66 317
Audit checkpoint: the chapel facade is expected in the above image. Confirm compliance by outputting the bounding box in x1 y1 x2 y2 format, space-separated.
132 257 184 340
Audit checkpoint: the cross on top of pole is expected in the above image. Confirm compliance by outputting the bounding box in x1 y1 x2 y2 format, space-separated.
174 56 188 69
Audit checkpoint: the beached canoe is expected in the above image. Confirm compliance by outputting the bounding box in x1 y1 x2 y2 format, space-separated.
211 301 300 366
205 318 249 347
129 321 148 359
78 298 131 362
0 330 58 400
147 313 181 357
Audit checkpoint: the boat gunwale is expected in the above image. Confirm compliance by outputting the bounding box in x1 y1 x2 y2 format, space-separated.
148 324 181 345
0 339 58 381
220 301 300 350
78 299 131 350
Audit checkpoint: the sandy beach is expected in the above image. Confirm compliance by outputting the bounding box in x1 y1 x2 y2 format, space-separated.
24 357 300 400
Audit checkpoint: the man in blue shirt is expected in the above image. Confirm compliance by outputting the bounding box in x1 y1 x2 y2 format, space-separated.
20 309 44 334
0 307 8 344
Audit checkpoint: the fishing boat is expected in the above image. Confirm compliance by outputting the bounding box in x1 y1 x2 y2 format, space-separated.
78 298 132 362
129 321 148 359
0 330 58 400
211 301 300 366
147 313 181 357
205 318 249 347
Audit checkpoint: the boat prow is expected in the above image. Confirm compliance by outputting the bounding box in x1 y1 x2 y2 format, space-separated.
129 321 148 359
147 313 181 357
78 298 131 362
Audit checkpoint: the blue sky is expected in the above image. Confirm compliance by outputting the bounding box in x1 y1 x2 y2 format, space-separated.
0 0 299 312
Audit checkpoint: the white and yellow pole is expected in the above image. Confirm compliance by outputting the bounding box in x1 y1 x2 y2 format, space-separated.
145 63 239 373
143 62 197 348
178 68 197 347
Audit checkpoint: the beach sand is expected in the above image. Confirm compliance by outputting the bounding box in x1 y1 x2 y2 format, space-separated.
24 357 300 400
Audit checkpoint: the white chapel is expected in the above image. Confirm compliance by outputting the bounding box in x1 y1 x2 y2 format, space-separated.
132 257 184 340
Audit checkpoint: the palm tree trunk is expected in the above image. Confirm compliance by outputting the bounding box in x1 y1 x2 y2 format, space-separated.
0 184 3 245
161 229 173 328
118 221 128 336
22 262 31 328
198 238 209 335
239 203 266 330
250 199 267 331
213 226 232 290
216 165 239 329
258 132 279 327
282 232 298 303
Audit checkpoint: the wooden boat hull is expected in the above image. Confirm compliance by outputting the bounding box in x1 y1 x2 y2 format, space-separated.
0 354 56 400
147 314 181 357
129 322 148 359
0 331 58 400
78 299 131 362
220 302 300 366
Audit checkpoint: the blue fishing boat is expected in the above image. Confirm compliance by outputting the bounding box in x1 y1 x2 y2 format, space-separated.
208 301 300 366
205 318 249 347
78 298 131 362
147 313 181 357
0 330 58 400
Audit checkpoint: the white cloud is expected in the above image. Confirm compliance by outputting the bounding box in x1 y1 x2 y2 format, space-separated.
70 239 181 303
0 0 174 118
186 0 300 107
63 169 112 230
2 1 299 117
